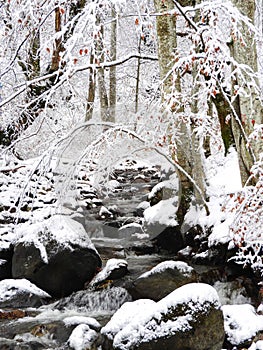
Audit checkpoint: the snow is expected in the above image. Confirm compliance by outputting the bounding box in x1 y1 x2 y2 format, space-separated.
139 260 194 279
223 304 263 346
147 172 179 200
101 299 156 340
64 316 101 330
0 279 51 301
0 259 6 266
89 258 128 286
144 197 178 227
101 283 221 349
14 214 97 263
143 171 179 232
68 324 98 350
249 341 263 350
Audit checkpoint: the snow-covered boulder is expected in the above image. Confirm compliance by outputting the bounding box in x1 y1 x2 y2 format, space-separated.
143 172 184 252
223 304 263 348
101 283 225 350
0 278 50 308
68 324 98 350
129 260 197 301
12 215 102 297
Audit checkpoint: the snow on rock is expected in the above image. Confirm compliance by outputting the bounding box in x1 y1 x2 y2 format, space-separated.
101 299 156 341
0 278 50 308
15 214 98 263
147 172 179 202
249 340 263 350
63 316 101 331
140 260 194 278
12 215 102 297
102 283 224 350
223 304 263 347
68 324 98 350
129 260 197 301
144 197 178 226
143 172 179 240
89 258 128 288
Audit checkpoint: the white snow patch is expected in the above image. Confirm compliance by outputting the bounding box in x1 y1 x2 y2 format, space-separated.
68 324 98 350
144 197 178 227
223 304 263 345
0 279 50 301
249 340 263 350
148 172 179 200
136 201 150 210
139 260 194 279
208 217 233 247
63 316 100 330
0 259 7 266
101 299 156 340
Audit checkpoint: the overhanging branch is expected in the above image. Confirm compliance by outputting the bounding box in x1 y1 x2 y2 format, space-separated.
0 53 158 108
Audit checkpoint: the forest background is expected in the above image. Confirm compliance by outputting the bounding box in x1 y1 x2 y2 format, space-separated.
0 0 263 275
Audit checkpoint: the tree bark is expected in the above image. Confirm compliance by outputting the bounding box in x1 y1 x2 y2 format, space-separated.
154 0 207 223
230 0 263 185
109 6 117 120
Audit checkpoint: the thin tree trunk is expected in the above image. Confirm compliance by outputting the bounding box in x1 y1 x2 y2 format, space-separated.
86 55 96 121
154 0 193 223
50 5 63 73
109 6 117 121
135 36 142 113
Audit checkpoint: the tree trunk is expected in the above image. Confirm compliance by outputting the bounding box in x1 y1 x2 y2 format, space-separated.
230 0 263 185
109 6 117 121
85 55 96 121
154 0 201 224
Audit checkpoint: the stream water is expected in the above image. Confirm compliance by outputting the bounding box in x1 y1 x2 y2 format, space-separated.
0 162 166 349
0 161 258 349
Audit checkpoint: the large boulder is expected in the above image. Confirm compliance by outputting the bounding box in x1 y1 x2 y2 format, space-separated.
12 215 102 297
129 260 197 301
101 283 225 350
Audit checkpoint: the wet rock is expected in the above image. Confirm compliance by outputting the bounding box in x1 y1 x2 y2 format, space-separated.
129 260 197 301
0 259 12 280
0 278 50 308
153 225 184 253
92 239 126 260
0 243 13 280
12 215 102 297
192 242 229 266
0 337 47 350
102 283 225 350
